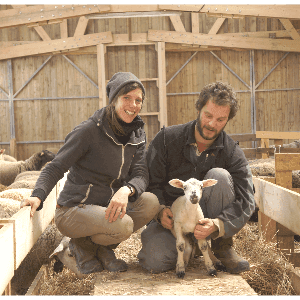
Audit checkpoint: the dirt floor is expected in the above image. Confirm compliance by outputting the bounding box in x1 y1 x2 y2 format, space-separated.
36 221 296 296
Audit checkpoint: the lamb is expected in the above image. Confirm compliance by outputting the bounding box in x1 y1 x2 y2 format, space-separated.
0 150 55 186
169 177 225 278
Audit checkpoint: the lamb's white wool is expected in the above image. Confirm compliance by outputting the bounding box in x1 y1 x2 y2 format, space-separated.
169 177 224 278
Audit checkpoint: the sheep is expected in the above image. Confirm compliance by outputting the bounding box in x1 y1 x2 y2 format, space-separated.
169 177 225 278
0 188 33 202
0 149 17 162
282 139 300 148
0 198 21 218
0 150 55 186
11 224 64 295
7 171 41 190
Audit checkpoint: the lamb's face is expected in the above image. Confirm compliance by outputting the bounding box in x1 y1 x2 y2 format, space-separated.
183 179 203 204
169 177 218 205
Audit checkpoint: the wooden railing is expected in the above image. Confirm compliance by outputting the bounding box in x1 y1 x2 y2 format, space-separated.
253 153 300 269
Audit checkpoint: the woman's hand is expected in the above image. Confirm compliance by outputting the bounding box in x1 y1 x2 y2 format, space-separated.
20 197 41 217
194 218 218 240
159 207 174 230
105 186 131 223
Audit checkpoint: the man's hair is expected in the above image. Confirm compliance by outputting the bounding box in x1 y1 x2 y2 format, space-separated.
105 82 145 136
195 82 239 121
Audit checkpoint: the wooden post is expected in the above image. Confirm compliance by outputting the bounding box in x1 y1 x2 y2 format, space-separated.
156 42 168 128
7 59 17 159
97 44 107 109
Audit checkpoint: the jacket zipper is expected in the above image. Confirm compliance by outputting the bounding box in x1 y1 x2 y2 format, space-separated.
104 131 126 202
104 130 145 203
80 183 93 204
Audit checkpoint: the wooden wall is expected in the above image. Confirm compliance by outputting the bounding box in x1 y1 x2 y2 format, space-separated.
0 5 300 159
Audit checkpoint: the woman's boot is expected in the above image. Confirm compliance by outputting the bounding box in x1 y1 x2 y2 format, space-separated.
96 245 128 272
68 237 103 274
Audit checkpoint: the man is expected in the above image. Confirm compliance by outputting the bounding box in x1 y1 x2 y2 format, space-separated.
138 81 255 274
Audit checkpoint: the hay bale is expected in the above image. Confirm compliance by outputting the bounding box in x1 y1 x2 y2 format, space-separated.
0 188 33 202
0 198 21 218
234 223 295 295
11 224 63 295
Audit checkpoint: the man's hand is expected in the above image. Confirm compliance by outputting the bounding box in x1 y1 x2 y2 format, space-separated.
194 218 218 240
20 197 41 217
105 186 130 223
159 207 174 230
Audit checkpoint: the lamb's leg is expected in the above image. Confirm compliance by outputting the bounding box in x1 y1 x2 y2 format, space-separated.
183 235 194 267
207 243 226 271
197 239 217 276
172 222 186 278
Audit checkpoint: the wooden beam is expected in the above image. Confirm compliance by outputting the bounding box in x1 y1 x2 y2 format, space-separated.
208 17 226 34
228 133 258 142
11 4 51 41
169 15 186 32
148 30 300 53
275 153 300 172
198 5 300 20
158 5 205 12
218 29 300 39
60 19 68 38
33 25 52 41
191 13 199 34
256 131 300 140
0 5 110 29
253 177 300 236
280 19 300 40
0 32 112 60
74 16 89 37
97 44 107 109
109 5 160 13
157 42 168 127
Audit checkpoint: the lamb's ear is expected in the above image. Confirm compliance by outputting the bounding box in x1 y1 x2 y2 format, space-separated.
202 179 218 188
169 179 184 189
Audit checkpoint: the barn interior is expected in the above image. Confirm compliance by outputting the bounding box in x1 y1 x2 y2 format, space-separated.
0 4 300 296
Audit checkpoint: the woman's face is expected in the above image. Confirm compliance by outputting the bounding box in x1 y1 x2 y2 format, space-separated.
114 88 143 123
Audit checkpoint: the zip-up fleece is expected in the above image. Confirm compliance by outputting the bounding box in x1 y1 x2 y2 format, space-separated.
33 107 148 208
146 120 255 238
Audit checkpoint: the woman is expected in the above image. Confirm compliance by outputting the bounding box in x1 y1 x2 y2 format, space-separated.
21 72 160 275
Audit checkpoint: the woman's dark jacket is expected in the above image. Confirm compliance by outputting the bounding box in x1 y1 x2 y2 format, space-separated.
32 107 148 209
146 119 255 238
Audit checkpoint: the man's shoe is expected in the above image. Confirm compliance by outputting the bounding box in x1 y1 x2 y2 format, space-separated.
69 237 103 274
211 237 250 274
96 245 128 272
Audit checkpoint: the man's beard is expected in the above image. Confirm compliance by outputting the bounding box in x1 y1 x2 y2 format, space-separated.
196 116 226 141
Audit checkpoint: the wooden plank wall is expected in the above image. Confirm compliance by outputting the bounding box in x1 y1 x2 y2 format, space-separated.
0 5 300 159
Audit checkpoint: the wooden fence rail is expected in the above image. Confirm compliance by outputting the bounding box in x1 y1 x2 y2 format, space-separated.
253 153 300 268
0 181 60 295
